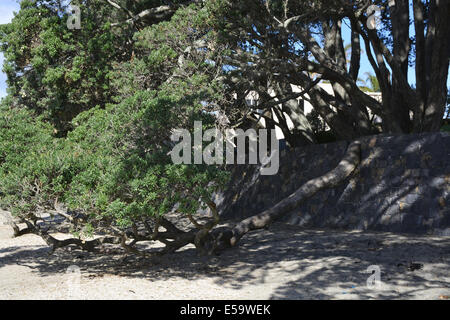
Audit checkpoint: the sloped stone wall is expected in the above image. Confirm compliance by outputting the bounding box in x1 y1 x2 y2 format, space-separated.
217 133 450 236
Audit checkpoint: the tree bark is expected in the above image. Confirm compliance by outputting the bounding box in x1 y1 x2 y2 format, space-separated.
209 140 361 251
273 81 316 147
422 0 450 131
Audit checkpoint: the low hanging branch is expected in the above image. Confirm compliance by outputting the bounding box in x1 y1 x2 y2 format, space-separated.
4 140 361 257
7 209 195 256
209 140 362 251
23 218 120 253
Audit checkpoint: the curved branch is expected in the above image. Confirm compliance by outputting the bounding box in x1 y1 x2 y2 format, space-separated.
229 140 361 246
207 140 361 251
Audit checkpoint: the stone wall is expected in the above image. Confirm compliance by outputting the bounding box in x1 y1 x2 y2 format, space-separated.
217 133 450 236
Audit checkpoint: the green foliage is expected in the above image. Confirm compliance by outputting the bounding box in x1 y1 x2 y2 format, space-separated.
0 84 229 233
359 73 381 92
0 98 61 215
0 3 229 241
0 0 125 133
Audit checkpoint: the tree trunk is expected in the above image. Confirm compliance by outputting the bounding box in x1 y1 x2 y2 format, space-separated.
274 82 316 147
422 0 450 131
208 140 361 252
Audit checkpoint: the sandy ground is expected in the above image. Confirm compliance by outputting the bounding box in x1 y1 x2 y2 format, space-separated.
0 218 449 300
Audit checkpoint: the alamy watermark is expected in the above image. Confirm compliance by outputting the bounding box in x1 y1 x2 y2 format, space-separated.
169 121 280 176
366 265 383 290
66 265 82 299
67 5 81 30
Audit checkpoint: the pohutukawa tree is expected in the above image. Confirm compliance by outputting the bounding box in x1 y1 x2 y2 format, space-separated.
0 0 448 256
1 1 232 256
